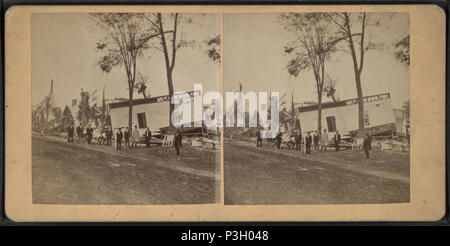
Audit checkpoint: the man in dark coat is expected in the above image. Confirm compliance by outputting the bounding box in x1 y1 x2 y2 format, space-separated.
116 128 123 150
86 126 93 145
105 127 112 146
305 132 312 154
363 133 371 159
313 131 319 151
67 125 74 143
76 125 82 138
174 128 183 157
124 127 130 148
334 131 341 151
256 129 262 147
144 127 152 148
295 131 302 151
276 132 282 149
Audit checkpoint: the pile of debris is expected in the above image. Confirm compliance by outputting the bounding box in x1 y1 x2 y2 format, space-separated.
379 139 410 152
190 137 219 151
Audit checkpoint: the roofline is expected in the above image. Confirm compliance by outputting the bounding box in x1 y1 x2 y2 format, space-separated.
108 90 201 109
297 93 391 113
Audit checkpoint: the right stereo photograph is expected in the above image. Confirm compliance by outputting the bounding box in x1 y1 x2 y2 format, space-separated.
223 12 410 205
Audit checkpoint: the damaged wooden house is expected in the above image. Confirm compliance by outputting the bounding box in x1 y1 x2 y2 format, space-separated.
296 93 407 138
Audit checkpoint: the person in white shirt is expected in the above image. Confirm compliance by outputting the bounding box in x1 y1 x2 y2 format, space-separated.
131 125 140 148
320 129 329 152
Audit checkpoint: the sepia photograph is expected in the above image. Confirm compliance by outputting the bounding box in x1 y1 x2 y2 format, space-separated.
4 4 445 222
31 13 221 205
223 13 411 205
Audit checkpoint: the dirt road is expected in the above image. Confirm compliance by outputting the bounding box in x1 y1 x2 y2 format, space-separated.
32 135 220 204
224 141 410 204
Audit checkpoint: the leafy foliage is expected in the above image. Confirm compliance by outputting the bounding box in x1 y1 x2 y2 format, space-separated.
280 13 337 80
205 34 221 63
134 72 150 98
91 13 153 82
323 75 339 102
394 35 410 66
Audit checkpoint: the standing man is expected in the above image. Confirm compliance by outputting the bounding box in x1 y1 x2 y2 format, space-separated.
76 124 82 139
363 133 371 159
313 131 319 151
105 127 112 146
256 129 262 148
67 125 74 143
320 129 328 152
174 128 183 158
289 135 296 150
295 131 302 151
276 132 282 149
334 131 341 151
116 128 123 150
86 126 93 145
144 127 152 148
124 127 130 148
305 132 312 154
132 125 139 148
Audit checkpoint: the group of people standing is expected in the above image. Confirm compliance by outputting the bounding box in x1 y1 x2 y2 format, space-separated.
111 125 152 150
67 125 93 144
256 128 374 159
301 129 341 154
258 128 342 154
66 124 184 158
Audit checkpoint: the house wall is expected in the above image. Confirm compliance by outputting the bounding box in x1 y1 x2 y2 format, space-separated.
109 100 199 131
297 97 396 135
109 101 171 131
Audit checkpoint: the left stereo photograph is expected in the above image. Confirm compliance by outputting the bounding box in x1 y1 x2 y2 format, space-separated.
31 13 222 205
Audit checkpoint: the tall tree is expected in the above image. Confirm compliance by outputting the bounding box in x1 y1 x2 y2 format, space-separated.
325 13 382 137
91 13 156 130
141 14 218 125
141 13 184 125
280 13 337 133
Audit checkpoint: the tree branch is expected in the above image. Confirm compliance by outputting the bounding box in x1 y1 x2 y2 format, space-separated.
325 13 347 32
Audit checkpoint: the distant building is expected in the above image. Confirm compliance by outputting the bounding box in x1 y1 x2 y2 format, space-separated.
296 93 398 136
108 91 201 133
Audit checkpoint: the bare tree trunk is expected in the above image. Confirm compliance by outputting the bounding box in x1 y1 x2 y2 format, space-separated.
317 92 322 132
355 73 365 137
344 13 366 137
167 72 175 124
158 13 178 126
128 88 133 130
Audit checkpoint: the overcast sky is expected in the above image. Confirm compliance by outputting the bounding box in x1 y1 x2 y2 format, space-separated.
31 13 220 108
223 13 409 109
